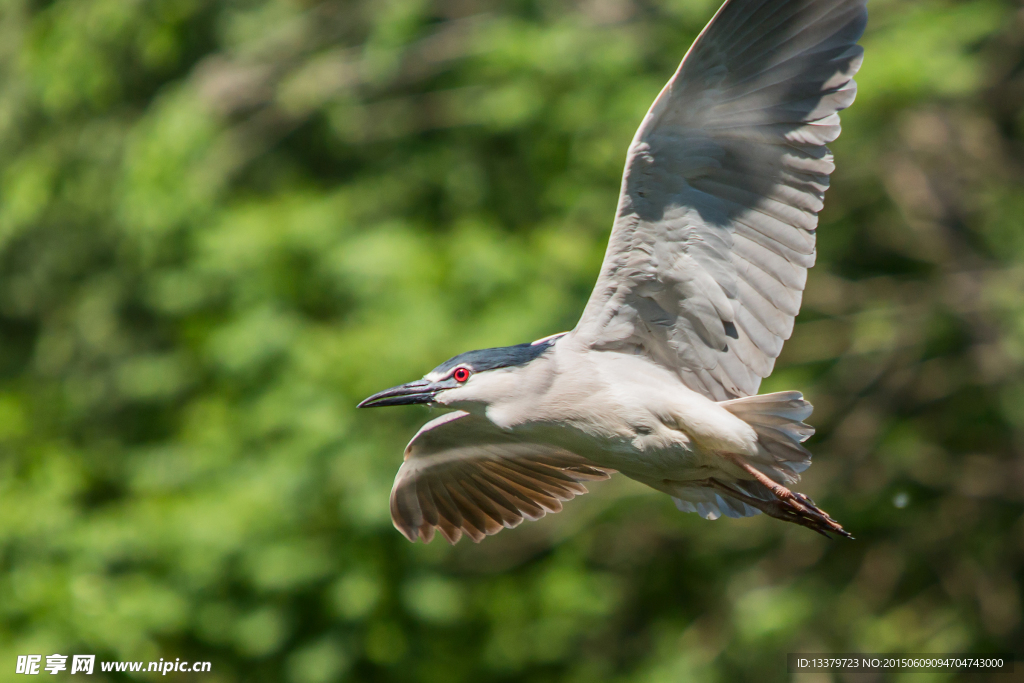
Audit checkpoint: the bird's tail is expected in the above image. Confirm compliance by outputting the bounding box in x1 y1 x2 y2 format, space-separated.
719 391 814 484
670 392 849 538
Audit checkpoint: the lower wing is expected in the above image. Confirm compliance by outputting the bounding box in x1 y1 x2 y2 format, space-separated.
392 411 614 543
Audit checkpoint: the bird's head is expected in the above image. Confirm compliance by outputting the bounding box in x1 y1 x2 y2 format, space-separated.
357 333 565 411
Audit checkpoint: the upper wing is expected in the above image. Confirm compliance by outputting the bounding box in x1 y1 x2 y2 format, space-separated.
571 0 867 400
391 411 613 543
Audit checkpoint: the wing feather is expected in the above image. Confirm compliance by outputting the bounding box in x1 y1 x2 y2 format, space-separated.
733 254 802 316
391 411 614 543
732 234 806 289
572 0 866 399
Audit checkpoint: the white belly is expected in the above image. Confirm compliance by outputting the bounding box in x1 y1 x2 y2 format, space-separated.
488 346 758 480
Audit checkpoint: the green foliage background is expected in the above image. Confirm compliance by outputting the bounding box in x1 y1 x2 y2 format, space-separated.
0 0 1022 680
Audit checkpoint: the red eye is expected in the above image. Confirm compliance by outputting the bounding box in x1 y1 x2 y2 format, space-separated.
453 367 470 383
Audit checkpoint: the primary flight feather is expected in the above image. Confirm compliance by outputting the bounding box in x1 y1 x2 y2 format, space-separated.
360 0 867 544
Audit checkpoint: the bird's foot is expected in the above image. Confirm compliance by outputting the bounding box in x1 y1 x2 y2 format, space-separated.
766 489 852 539
702 472 852 539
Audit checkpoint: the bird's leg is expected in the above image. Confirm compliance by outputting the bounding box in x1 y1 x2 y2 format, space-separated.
697 478 834 538
701 460 852 539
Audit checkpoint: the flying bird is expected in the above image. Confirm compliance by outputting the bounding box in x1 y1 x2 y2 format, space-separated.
360 0 866 543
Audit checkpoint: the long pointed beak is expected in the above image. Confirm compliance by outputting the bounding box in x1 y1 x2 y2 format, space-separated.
358 379 437 408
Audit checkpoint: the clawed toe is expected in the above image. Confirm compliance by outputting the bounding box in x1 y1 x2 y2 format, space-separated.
793 491 814 506
782 494 852 539
702 475 853 539
716 453 853 539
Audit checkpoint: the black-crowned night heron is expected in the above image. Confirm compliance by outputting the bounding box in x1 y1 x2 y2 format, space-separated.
360 0 866 544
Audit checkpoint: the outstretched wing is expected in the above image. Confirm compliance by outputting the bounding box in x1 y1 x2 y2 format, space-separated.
572 0 867 400
391 411 613 543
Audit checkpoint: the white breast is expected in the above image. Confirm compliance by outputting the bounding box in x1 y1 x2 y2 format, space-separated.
487 342 758 479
